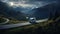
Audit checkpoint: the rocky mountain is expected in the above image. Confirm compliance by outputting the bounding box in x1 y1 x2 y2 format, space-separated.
0 1 60 20
0 1 26 20
29 2 60 20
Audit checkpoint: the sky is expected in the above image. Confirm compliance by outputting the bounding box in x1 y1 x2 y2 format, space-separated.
1 0 50 8
1 0 57 13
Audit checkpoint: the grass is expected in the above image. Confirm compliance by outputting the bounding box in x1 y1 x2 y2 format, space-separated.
8 20 27 24
0 17 6 23
0 17 60 34
0 16 27 24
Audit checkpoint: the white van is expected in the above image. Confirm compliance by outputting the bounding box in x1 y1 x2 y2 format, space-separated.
29 17 36 24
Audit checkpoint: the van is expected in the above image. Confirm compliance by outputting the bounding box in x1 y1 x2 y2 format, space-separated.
29 17 36 24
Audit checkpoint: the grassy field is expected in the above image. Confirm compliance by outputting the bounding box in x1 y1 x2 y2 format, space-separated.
0 17 6 23
0 16 28 24
7 19 27 24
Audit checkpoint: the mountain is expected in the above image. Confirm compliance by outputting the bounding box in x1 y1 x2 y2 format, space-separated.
28 2 60 20
0 1 60 20
0 1 26 20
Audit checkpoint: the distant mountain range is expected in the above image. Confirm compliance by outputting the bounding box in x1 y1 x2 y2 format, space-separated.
0 1 27 20
28 2 60 20
0 1 60 20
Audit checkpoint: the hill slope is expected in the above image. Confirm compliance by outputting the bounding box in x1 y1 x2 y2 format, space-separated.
29 2 60 20
0 1 26 20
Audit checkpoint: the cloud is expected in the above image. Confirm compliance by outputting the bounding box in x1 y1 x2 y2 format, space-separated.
1 0 56 10
1 0 57 2
2 0 49 8
0 0 58 16
1 0 56 14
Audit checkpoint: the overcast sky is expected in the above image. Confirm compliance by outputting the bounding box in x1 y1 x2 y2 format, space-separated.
1 0 54 8
1 0 57 13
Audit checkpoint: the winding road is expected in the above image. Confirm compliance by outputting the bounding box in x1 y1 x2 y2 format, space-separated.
0 18 9 24
0 18 48 29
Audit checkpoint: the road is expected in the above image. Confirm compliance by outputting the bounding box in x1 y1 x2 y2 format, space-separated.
0 18 48 29
0 18 9 24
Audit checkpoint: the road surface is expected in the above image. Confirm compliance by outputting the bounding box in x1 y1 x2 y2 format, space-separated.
0 19 48 29
0 18 9 24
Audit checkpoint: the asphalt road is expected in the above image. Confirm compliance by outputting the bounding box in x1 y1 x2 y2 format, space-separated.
0 18 9 24
0 19 48 29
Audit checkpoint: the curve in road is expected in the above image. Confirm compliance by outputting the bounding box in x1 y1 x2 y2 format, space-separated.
0 18 9 24
0 18 48 29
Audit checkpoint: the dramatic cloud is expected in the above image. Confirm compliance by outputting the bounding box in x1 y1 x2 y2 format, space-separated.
1 0 49 9
1 0 57 13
